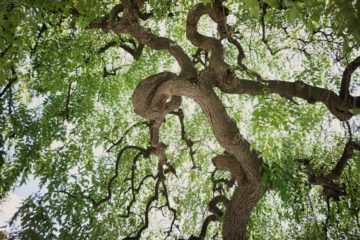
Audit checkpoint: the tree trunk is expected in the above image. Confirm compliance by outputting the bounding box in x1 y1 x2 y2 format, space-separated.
222 184 265 240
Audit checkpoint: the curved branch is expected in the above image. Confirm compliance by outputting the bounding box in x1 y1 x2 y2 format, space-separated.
107 121 147 152
228 37 263 81
92 145 147 208
212 153 245 183
221 78 355 120
327 141 359 179
208 195 229 217
98 40 117 54
340 55 360 100
123 178 161 240
120 153 155 218
186 2 234 83
170 109 198 169
300 140 360 200
162 181 178 239
98 37 144 59
188 215 218 240
148 78 262 182
91 0 196 76
189 194 228 240
132 72 181 120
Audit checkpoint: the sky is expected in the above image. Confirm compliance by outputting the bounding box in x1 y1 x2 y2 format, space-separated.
0 176 40 230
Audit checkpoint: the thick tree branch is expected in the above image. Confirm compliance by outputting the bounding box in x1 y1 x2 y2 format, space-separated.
220 78 356 120
98 41 117 54
211 169 235 194
109 2 269 239
99 38 144 59
186 2 234 84
144 78 262 182
328 141 358 178
208 195 229 217
90 0 196 77
222 183 265 239
119 41 144 60
212 153 245 183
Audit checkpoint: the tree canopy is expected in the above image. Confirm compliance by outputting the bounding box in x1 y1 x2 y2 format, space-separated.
0 0 360 239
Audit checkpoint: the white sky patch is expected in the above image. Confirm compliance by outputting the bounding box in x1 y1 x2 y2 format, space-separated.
198 15 217 37
68 166 79 177
182 98 197 116
93 145 105 157
170 61 180 73
330 119 344 134
13 176 41 198
159 21 166 37
0 176 41 230
50 140 64 150
227 14 237 26
65 121 76 133
0 175 43 232
27 95 46 110
0 194 22 228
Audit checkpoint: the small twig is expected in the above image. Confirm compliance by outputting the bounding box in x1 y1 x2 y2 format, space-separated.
64 82 72 121
92 145 148 208
0 67 17 99
107 121 147 152
170 109 198 169
260 4 287 56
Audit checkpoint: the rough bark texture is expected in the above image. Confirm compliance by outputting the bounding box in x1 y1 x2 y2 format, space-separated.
223 185 265 239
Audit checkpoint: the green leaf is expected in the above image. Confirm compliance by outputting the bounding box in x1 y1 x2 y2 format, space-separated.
243 0 260 16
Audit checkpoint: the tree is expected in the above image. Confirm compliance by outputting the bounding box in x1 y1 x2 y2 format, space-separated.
0 0 359 239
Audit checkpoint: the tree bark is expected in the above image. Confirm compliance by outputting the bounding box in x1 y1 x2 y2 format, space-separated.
222 184 265 240
213 154 265 239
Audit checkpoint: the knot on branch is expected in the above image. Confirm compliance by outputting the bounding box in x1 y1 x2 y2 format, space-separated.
214 65 237 91
212 153 245 183
132 72 181 120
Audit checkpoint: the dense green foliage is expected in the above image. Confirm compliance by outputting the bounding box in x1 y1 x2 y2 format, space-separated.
0 0 359 239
